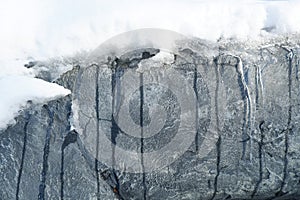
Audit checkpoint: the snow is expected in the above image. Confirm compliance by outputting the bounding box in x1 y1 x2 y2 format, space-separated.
137 51 175 73
0 75 70 130
0 58 71 130
0 0 299 66
0 0 299 130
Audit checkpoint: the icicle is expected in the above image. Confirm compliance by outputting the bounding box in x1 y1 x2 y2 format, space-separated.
236 56 253 162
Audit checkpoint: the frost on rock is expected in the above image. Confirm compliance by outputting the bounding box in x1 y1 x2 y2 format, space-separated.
137 51 175 73
31 53 88 82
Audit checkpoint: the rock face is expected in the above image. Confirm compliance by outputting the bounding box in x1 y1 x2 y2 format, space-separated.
1 33 300 200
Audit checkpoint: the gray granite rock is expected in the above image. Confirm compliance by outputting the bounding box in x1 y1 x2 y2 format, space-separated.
1 33 300 200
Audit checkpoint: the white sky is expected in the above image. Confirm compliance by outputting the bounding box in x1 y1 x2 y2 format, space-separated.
0 0 299 68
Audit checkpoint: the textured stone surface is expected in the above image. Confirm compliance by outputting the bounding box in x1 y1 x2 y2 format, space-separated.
1 36 300 200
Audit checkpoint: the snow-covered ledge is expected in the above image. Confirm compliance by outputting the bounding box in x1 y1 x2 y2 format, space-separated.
0 75 70 130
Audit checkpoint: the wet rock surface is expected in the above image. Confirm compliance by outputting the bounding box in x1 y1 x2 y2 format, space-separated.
1 36 300 200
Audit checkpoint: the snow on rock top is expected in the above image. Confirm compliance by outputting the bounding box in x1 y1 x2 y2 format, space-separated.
137 51 175 73
0 75 70 130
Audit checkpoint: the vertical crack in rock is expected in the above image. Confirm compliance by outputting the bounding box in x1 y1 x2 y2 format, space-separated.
139 73 147 200
211 63 221 200
235 57 253 161
100 169 123 199
251 121 265 198
251 63 265 198
76 131 122 199
65 100 72 132
295 55 299 81
16 112 31 200
211 136 221 200
94 64 101 200
110 65 122 199
255 66 259 109
60 130 78 200
193 65 199 152
276 49 294 197
60 145 65 200
254 65 264 110
38 105 53 200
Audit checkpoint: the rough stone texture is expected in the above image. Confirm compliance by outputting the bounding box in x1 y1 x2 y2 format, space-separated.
1 36 300 200
0 95 114 200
